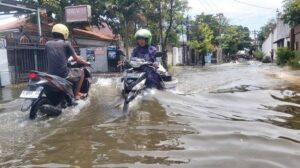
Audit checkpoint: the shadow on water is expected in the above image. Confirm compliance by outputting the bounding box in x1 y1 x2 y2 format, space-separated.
264 92 300 130
211 85 266 94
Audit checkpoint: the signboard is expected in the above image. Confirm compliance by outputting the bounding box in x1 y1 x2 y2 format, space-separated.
65 5 91 23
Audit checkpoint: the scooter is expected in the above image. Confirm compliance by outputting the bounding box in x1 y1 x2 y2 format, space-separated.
20 61 92 119
120 52 173 112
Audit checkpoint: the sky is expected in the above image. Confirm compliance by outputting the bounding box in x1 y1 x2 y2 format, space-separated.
188 0 284 31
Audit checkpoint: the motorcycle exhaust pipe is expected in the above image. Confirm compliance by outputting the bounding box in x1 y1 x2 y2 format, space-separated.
39 105 62 117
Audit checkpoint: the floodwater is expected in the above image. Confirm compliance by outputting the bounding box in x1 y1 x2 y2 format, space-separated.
1 61 300 168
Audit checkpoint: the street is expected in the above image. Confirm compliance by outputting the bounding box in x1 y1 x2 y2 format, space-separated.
1 62 300 167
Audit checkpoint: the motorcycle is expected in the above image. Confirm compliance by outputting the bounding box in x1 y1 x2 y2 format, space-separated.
119 52 174 112
19 60 92 119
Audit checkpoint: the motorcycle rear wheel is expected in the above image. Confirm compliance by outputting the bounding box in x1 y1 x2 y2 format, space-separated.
29 98 51 120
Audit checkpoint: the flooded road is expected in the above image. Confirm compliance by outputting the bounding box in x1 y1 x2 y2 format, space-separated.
1 61 300 168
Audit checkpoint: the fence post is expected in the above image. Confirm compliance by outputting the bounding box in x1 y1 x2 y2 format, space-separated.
34 47 38 70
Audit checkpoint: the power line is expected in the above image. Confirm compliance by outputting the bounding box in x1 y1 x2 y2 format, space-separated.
209 0 221 13
197 0 211 13
202 0 218 13
234 0 276 10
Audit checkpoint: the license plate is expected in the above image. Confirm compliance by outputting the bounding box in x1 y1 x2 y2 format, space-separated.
126 73 141 78
20 90 41 99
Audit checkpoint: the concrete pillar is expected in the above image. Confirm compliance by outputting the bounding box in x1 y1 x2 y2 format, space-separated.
0 48 11 86
172 47 178 66
178 47 183 65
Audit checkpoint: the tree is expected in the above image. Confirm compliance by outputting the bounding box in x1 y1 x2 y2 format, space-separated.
20 0 188 63
193 13 226 45
105 0 145 57
152 0 187 69
282 0 300 26
220 25 251 55
188 23 213 58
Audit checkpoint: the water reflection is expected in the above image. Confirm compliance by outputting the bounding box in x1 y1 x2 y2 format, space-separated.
0 85 24 104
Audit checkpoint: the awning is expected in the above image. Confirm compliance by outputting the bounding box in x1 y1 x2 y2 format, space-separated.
0 0 36 15
273 38 285 44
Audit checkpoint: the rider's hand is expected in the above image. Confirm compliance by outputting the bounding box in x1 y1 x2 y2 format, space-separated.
117 60 123 67
153 62 159 69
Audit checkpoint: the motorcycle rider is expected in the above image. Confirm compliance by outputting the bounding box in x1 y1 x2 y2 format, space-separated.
131 29 162 89
45 24 90 100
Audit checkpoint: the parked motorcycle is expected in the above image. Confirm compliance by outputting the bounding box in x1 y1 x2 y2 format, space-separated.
119 52 175 112
20 61 92 119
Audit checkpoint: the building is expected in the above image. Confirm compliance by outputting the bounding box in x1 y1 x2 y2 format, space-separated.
0 18 117 85
262 18 290 59
293 25 300 51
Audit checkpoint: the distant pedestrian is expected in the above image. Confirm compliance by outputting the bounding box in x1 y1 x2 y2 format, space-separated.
270 49 274 63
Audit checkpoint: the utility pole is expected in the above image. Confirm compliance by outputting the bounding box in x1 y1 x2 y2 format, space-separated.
181 18 185 64
186 15 189 65
252 30 258 51
37 1 42 36
216 13 223 63
159 1 163 52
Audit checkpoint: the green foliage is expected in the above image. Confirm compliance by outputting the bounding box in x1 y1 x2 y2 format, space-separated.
188 13 252 56
192 13 226 45
22 0 103 23
188 23 213 55
253 51 265 61
276 47 295 66
282 0 300 26
287 51 300 69
20 0 187 56
220 25 252 55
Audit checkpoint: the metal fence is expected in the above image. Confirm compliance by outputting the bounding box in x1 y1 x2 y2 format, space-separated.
6 44 47 83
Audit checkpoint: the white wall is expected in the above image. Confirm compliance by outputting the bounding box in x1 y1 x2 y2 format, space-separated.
262 19 290 60
0 48 11 86
262 33 273 57
275 19 290 41
171 47 183 66
81 47 108 72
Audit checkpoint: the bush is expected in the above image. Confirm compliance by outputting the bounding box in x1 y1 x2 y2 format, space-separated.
176 63 184 66
253 51 265 61
276 48 295 66
288 52 300 69
262 56 272 63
